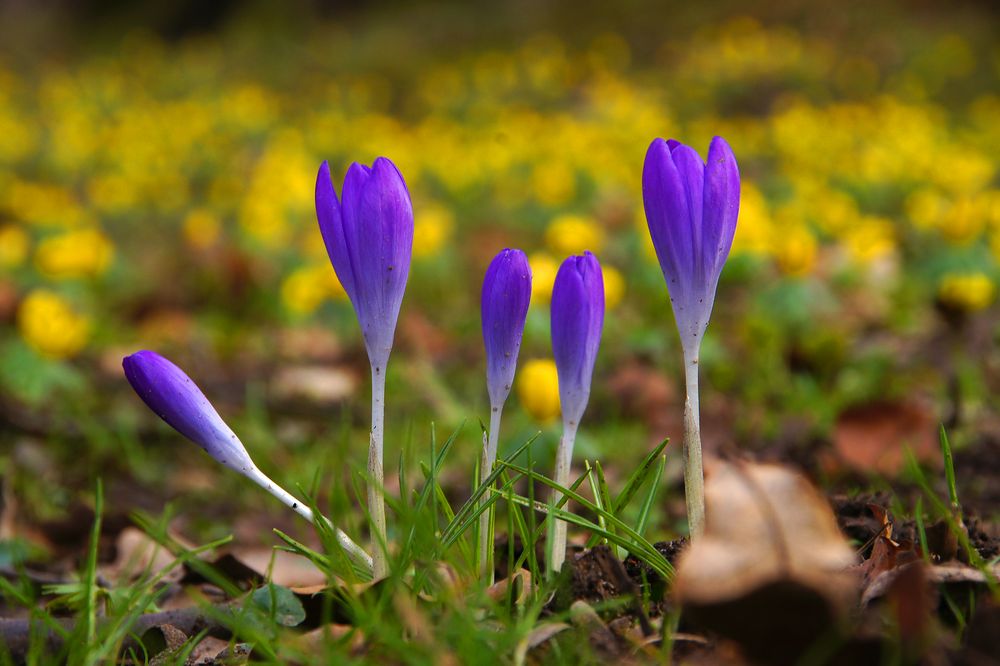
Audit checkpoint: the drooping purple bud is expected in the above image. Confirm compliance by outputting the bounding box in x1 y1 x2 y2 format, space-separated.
123 350 254 474
316 157 414 370
481 249 532 410
550 251 605 428
642 136 739 358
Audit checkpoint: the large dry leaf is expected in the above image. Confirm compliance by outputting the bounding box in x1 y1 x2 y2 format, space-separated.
833 400 938 476
674 461 858 665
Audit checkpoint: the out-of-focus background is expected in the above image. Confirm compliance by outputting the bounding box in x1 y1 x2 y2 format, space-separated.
0 0 997 544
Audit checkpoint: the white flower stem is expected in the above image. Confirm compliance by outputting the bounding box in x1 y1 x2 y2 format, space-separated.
368 364 389 578
478 404 503 583
244 467 373 571
549 420 578 574
682 350 705 539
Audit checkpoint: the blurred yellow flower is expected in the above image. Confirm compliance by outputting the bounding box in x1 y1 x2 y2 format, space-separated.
545 214 605 256
940 197 986 245
773 225 817 277
281 265 348 316
843 217 896 265
532 161 575 206
731 182 772 256
938 272 994 312
17 290 91 359
906 188 948 230
517 358 561 423
413 205 454 258
183 209 222 250
603 265 625 309
0 225 29 268
528 252 558 306
34 228 114 278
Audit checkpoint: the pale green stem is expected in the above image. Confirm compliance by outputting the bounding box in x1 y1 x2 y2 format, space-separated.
682 349 705 539
549 420 578 574
244 467 373 571
478 404 503 583
369 364 388 578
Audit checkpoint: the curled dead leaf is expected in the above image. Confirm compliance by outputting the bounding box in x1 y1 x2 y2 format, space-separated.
674 460 858 665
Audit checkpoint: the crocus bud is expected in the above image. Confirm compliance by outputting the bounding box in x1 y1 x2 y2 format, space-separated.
481 248 532 409
550 251 605 429
642 136 739 357
123 350 253 474
315 158 414 369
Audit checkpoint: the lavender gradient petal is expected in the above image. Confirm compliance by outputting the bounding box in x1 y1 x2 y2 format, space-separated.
314 157 414 369
551 252 605 427
481 248 532 408
316 161 358 304
702 136 741 284
642 137 740 355
122 351 254 474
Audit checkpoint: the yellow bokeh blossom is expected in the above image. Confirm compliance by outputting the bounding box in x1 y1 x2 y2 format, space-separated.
773 225 817 277
603 265 625 309
544 214 605 256
528 252 559 306
517 358 561 423
281 264 348 316
938 272 995 312
843 216 896 265
731 182 772 256
0 225 29 268
413 205 454 258
532 161 576 206
34 228 114 279
182 209 222 250
939 197 986 245
17 290 91 359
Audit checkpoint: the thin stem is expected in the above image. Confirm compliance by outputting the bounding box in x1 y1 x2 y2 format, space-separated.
682 350 705 539
478 404 504 583
549 420 578 574
244 467 373 570
369 364 389 578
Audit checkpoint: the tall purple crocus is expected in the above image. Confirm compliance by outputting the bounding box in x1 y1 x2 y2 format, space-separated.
642 136 740 538
316 157 413 577
549 251 605 572
478 248 532 581
123 351 372 569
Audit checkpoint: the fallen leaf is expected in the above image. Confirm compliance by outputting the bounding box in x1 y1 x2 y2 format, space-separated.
270 366 356 405
833 401 938 476
674 460 858 665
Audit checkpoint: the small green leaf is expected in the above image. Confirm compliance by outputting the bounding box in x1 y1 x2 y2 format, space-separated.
251 584 306 627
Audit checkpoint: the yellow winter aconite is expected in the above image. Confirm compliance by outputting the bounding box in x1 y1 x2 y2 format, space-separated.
528 253 559 306
938 273 995 312
183 209 222 250
34 228 114 278
544 214 606 256
413 205 454 258
17 290 91 359
517 358 561 423
603 266 625 309
0 225 29 268
281 265 348 316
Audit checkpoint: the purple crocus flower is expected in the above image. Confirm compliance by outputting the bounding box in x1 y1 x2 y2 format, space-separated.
642 136 739 355
550 251 605 429
481 248 532 410
123 350 374 569
123 350 253 474
315 157 414 370
642 136 740 540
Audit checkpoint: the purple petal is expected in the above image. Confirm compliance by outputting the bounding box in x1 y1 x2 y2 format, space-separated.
122 351 254 474
315 161 358 304
642 137 740 354
482 248 532 408
550 252 604 427
702 136 740 286
315 157 414 370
